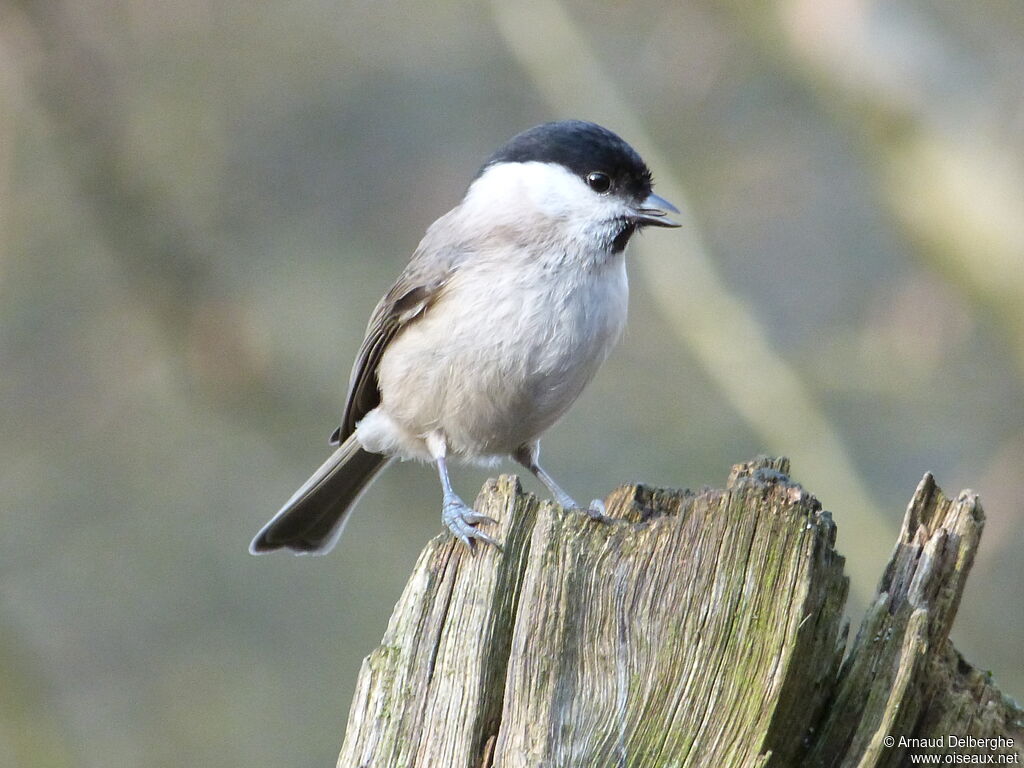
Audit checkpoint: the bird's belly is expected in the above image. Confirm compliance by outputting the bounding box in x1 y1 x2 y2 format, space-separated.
376 257 628 459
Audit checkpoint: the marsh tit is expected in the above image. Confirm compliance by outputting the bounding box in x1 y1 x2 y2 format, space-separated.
250 120 679 555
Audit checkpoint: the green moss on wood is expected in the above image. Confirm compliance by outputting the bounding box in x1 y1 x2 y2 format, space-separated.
337 459 1021 768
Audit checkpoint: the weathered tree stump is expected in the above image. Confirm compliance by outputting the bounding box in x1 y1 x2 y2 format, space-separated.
338 457 1022 767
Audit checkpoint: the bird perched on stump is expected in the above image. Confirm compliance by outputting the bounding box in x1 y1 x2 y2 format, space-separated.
251 120 680 555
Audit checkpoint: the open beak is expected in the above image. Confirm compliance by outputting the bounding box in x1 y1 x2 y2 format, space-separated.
634 192 681 228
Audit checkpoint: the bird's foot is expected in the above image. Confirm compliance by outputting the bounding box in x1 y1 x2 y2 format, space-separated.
442 496 500 553
551 490 605 520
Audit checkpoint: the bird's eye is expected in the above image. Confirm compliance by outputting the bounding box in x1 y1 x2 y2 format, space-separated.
586 171 611 193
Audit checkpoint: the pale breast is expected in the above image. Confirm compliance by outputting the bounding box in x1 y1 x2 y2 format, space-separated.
376 250 629 458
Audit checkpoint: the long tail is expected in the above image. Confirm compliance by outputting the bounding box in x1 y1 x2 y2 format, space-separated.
250 435 391 555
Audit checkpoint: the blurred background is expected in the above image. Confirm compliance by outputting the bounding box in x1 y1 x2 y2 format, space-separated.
1 0 1022 765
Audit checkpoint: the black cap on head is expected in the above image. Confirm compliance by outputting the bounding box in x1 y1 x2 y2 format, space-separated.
478 120 654 202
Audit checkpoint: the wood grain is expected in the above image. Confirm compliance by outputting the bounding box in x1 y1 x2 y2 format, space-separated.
337 458 1022 768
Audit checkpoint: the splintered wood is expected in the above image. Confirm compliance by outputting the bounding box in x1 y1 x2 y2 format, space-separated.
337 458 1022 768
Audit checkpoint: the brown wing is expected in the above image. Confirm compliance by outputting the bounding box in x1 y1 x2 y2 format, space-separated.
330 216 468 445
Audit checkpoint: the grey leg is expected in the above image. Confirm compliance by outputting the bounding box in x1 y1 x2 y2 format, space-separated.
428 433 499 552
513 443 579 510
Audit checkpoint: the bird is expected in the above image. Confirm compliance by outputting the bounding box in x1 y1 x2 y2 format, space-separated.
250 119 679 555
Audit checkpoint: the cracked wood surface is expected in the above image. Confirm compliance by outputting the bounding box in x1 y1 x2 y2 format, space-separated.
336 458 1022 767
806 473 1024 767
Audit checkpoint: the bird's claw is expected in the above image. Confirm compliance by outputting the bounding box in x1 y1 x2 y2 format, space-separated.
552 494 605 519
442 497 501 553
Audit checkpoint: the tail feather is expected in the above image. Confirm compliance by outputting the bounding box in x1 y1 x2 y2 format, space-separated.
250 436 390 555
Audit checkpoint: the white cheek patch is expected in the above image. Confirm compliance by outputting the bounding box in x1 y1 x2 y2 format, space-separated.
467 162 629 226
518 163 589 218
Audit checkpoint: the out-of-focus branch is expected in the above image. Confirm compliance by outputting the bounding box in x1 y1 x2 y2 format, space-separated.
728 0 1024 378
488 0 893 591
0 2 328 424
1 3 210 330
